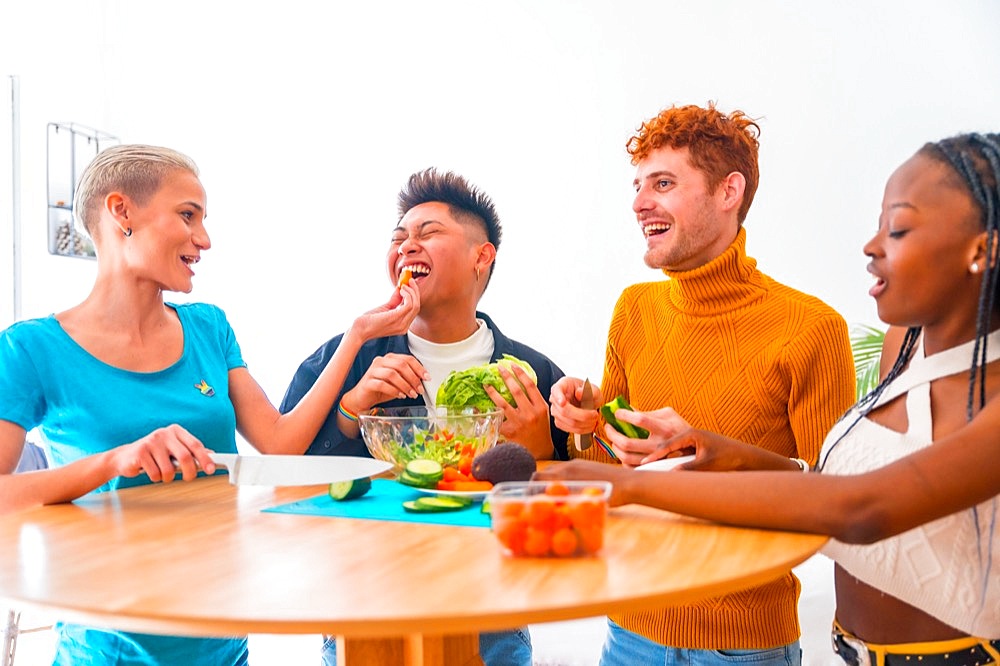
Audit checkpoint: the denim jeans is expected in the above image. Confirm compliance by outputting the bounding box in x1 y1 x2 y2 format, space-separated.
600 619 801 666
479 628 533 666
14 440 47 472
320 627 531 666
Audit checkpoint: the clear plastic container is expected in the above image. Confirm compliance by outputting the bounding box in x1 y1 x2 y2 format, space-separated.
488 480 611 558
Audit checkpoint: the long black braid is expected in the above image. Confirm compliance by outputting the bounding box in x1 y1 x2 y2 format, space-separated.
931 134 1000 607
927 134 1000 419
817 133 1000 471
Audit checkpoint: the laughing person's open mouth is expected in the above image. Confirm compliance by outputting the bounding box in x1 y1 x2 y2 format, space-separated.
643 222 671 238
397 263 430 284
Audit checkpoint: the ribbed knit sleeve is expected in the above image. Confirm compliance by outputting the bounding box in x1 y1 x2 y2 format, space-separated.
571 289 636 464
780 307 856 465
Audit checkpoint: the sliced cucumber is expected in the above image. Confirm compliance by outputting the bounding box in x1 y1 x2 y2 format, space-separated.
328 477 372 501
600 396 650 439
404 459 444 484
402 496 473 513
398 470 436 488
429 495 472 508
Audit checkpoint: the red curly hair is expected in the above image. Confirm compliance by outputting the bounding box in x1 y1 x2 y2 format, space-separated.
627 103 761 222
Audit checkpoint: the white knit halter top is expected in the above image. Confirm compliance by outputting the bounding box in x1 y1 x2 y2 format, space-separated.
819 330 1000 637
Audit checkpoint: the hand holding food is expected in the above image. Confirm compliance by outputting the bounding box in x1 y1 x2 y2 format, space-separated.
436 355 538 413
341 353 430 412
600 403 692 468
548 377 602 435
600 396 650 439
486 364 554 458
437 355 554 458
349 279 420 343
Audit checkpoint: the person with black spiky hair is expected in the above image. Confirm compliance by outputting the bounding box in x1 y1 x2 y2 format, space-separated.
281 167 569 666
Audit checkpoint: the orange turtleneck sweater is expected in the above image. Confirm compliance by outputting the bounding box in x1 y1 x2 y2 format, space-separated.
576 228 856 649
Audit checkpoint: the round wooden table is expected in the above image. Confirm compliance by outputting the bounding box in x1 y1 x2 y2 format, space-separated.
0 475 825 665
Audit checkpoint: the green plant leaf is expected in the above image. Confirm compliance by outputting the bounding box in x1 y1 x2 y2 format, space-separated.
850 324 886 398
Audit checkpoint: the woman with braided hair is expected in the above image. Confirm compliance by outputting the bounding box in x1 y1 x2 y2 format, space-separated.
538 133 1000 665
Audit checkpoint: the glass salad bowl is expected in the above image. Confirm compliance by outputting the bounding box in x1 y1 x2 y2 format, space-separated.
357 406 503 477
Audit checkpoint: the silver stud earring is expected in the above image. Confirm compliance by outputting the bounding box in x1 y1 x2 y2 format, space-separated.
971 262 980 274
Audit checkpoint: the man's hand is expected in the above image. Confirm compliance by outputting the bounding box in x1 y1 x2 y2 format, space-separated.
484 363 553 459
549 377 603 435
340 353 430 414
602 406 690 468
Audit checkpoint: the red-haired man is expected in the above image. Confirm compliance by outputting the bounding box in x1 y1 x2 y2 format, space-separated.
550 103 856 666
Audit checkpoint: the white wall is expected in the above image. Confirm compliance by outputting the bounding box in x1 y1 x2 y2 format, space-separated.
3 0 1000 408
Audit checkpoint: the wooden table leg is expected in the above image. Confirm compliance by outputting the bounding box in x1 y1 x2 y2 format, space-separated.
337 633 483 666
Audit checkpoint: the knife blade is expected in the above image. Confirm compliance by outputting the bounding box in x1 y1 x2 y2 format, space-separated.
208 453 392 487
574 378 595 452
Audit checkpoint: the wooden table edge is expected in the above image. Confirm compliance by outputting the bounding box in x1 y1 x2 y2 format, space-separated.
0 531 825 638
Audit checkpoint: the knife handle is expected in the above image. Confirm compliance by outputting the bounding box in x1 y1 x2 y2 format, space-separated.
172 453 237 483
574 433 594 451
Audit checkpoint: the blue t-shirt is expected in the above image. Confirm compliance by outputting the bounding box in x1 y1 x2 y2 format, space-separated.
0 303 243 491
0 302 249 665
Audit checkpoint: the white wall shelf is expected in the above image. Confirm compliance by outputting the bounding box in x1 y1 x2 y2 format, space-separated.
45 122 117 259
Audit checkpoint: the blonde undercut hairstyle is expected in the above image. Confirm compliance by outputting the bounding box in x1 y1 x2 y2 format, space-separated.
73 144 199 239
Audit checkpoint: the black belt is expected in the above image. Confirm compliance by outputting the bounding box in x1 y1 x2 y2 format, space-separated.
833 628 1000 666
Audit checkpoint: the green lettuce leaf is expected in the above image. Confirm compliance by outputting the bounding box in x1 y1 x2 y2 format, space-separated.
436 354 537 411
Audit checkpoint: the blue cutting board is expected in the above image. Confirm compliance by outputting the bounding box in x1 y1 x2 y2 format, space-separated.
263 479 491 528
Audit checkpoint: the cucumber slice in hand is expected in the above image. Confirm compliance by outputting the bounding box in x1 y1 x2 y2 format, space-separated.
328 477 372 501
600 396 650 439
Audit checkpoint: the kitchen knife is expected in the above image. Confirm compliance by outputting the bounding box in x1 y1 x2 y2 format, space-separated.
207 453 392 487
574 378 595 452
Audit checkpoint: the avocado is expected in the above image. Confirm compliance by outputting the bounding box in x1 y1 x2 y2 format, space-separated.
471 442 537 484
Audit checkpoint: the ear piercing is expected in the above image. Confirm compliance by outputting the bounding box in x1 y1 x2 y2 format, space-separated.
971 263 981 274
123 227 133 238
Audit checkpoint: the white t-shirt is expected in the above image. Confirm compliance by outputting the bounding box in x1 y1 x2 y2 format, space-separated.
406 319 494 406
